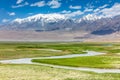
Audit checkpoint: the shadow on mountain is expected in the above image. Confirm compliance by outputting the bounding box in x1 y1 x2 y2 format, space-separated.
91 29 115 35
35 30 43 32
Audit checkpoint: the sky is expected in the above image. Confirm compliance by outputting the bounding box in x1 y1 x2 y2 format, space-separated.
0 0 120 23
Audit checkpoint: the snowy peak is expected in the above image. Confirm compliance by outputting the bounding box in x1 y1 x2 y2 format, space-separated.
0 13 120 35
13 13 66 24
13 13 103 24
79 14 102 22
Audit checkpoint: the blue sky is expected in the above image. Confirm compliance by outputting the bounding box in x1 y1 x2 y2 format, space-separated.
0 0 120 23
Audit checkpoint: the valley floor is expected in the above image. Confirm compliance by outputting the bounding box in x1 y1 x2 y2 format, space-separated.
0 42 120 80
0 30 120 42
0 64 120 80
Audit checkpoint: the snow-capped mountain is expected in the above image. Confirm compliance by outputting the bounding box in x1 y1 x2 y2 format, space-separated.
10 13 102 31
0 13 120 35
81 14 102 21
13 13 66 24
3 13 75 31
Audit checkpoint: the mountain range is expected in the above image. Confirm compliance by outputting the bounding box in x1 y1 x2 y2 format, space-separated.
0 13 120 42
0 13 120 35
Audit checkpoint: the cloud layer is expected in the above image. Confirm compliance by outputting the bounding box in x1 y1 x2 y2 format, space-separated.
31 1 45 7
8 12 16 16
12 2 29 8
47 0 61 8
69 5 81 9
16 0 24 4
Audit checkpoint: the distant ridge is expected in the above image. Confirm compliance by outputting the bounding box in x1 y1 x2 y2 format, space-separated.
0 14 120 36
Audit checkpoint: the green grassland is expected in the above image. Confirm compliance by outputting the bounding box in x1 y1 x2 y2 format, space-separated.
32 42 120 69
0 64 120 80
0 42 82 60
1 42 104 60
33 56 120 69
0 42 120 80
0 42 120 60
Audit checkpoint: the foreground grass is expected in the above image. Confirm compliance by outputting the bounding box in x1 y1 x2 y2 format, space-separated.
0 42 120 60
32 56 120 69
0 49 68 60
0 42 120 80
0 64 120 80
0 42 80 60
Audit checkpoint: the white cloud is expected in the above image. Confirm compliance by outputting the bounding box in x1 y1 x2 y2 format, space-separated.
84 8 93 12
69 5 81 9
101 3 120 17
86 3 95 9
93 4 108 13
30 0 61 8
8 12 16 16
61 10 71 14
93 8 100 13
47 0 61 8
94 3 120 18
2 19 10 23
16 0 24 4
63 10 83 18
99 4 108 9
12 2 29 8
31 1 45 7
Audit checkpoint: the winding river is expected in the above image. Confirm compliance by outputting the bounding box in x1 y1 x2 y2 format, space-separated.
0 51 120 73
